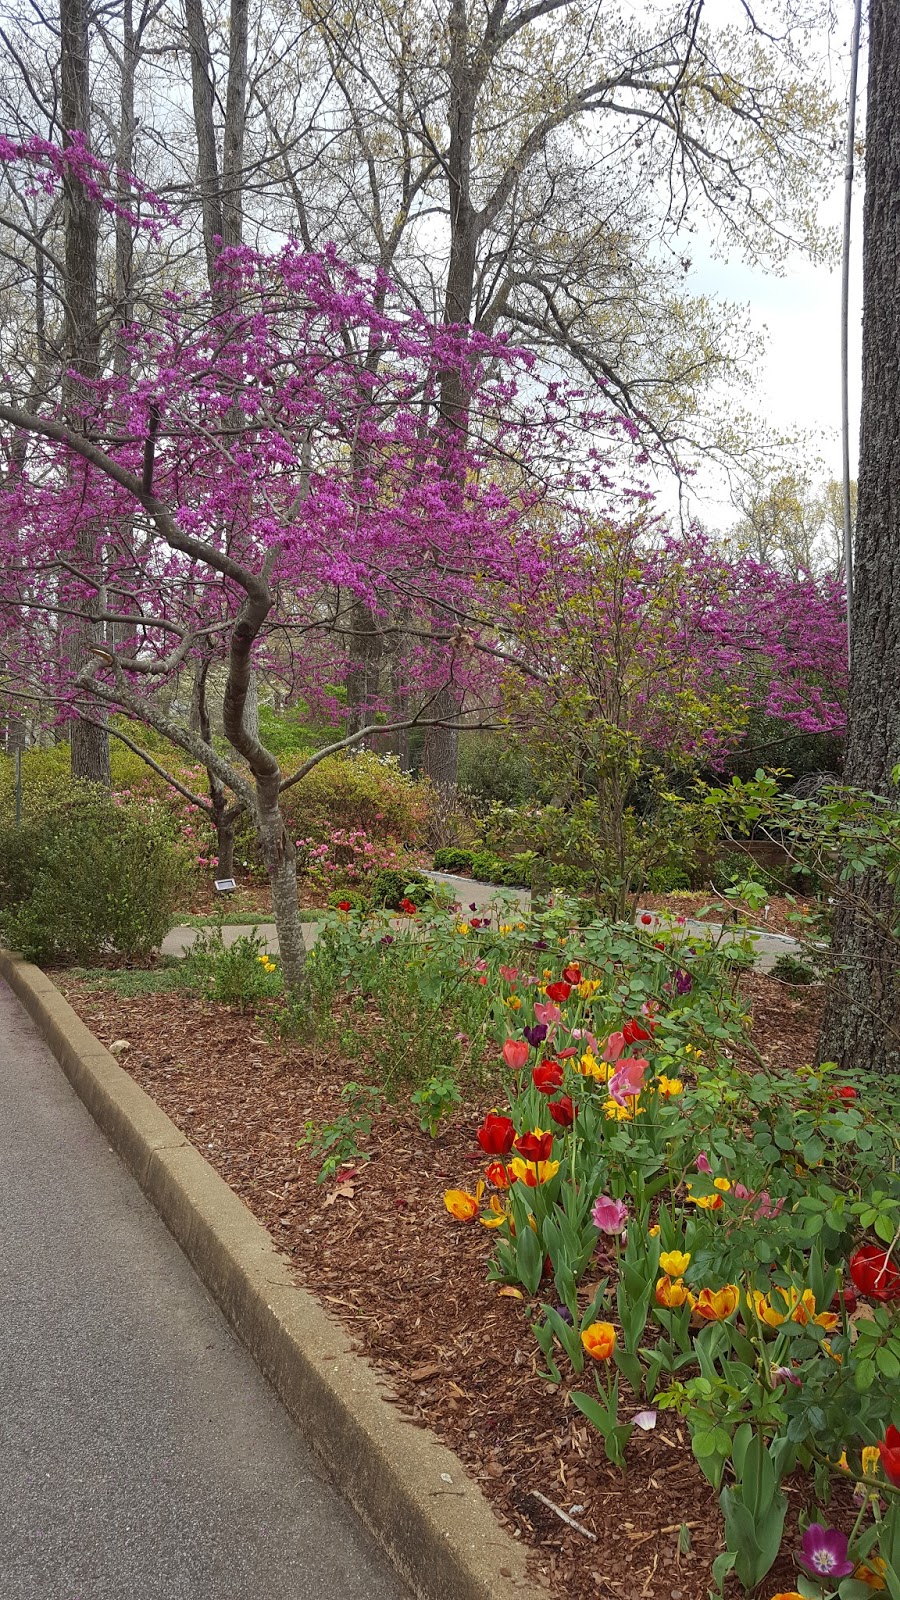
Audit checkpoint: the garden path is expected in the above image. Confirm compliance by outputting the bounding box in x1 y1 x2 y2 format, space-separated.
0 978 406 1600
161 871 808 973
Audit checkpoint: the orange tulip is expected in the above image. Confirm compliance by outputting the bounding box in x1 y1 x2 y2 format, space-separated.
443 1181 484 1222
581 1321 617 1360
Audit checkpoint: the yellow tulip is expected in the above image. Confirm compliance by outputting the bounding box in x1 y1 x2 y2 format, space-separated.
648 1224 661 1237
855 1556 888 1590
504 995 522 1010
576 1050 609 1081
781 1286 839 1331
456 922 471 935
578 979 602 999
507 1156 560 1187
581 1321 617 1360
603 1098 640 1120
693 1285 739 1321
655 1275 695 1310
656 1075 684 1097
713 1176 732 1192
752 1291 785 1328
443 1181 484 1222
480 1196 510 1230
659 1249 691 1277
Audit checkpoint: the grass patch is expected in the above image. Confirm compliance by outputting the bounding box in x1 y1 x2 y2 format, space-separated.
175 910 323 927
65 959 202 998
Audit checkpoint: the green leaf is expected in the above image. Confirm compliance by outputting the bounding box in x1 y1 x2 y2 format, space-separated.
515 1222 543 1295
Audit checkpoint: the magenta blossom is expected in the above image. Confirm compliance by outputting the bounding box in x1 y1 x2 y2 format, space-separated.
798 1525 854 1579
592 1195 629 1234
695 1152 712 1174
733 1182 753 1201
754 1191 785 1220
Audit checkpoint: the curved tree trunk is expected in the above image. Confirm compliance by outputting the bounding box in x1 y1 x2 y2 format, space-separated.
819 0 900 1073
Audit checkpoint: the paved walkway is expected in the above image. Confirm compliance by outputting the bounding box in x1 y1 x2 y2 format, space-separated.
162 871 808 974
0 979 405 1600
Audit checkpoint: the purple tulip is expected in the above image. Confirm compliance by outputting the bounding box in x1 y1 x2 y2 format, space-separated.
673 968 693 995
523 1023 548 1049
554 1305 574 1325
798 1525 854 1579
592 1194 629 1234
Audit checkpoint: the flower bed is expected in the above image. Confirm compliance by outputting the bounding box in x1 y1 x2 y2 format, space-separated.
57 899 900 1600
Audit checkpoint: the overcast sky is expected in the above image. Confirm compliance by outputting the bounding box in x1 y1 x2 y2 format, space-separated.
674 8 865 532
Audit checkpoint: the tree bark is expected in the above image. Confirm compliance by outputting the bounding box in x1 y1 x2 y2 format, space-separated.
60 0 110 786
819 0 900 1073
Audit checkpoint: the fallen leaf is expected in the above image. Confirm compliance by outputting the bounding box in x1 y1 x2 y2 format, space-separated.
409 1361 443 1381
498 1286 524 1299
324 1181 356 1205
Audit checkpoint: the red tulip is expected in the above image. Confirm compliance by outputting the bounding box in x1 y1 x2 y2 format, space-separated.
623 1017 653 1044
337 900 352 912
879 1425 900 1486
514 1129 554 1162
828 1085 858 1102
849 1243 900 1302
547 1095 575 1127
640 913 653 925
399 897 418 914
545 981 572 1003
562 963 582 984
477 1113 516 1156
485 1159 513 1187
532 1059 564 1094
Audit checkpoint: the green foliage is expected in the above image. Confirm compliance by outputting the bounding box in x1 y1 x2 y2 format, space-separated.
771 952 818 985
184 928 283 1009
327 888 369 912
432 847 475 874
410 1073 462 1136
280 750 432 847
0 787 188 964
457 731 532 813
67 959 199 998
369 867 432 909
298 1083 384 1182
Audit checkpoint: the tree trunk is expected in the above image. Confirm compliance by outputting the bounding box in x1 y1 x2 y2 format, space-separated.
345 598 383 737
256 770 305 988
60 0 110 786
819 0 900 1073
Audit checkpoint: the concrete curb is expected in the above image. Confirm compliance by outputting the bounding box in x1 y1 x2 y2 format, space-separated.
0 951 538 1600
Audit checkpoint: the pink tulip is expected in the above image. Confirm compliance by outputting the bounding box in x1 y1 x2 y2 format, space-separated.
499 965 519 982
695 1152 712 1174
609 1057 648 1106
502 1039 529 1071
592 1194 629 1234
602 1031 626 1063
534 1002 562 1026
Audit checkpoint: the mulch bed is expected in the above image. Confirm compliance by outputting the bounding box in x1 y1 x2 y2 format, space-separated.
56 970 827 1600
639 891 815 940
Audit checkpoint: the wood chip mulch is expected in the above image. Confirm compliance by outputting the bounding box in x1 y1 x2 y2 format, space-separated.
56 971 826 1600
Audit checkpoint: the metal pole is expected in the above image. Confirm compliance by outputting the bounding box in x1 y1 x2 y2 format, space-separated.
841 0 864 667
15 745 22 827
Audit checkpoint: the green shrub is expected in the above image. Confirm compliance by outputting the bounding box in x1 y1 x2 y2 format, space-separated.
184 928 283 1008
369 867 433 909
327 887 369 912
0 788 188 964
432 846 475 874
646 862 693 892
280 750 432 847
771 952 818 985
469 848 506 884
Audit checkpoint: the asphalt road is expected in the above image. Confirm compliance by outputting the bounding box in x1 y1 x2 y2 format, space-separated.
0 978 406 1600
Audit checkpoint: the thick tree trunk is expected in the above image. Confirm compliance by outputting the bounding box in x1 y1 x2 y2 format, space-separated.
256 770 304 987
60 0 110 786
345 598 383 737
819 0 900 1073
